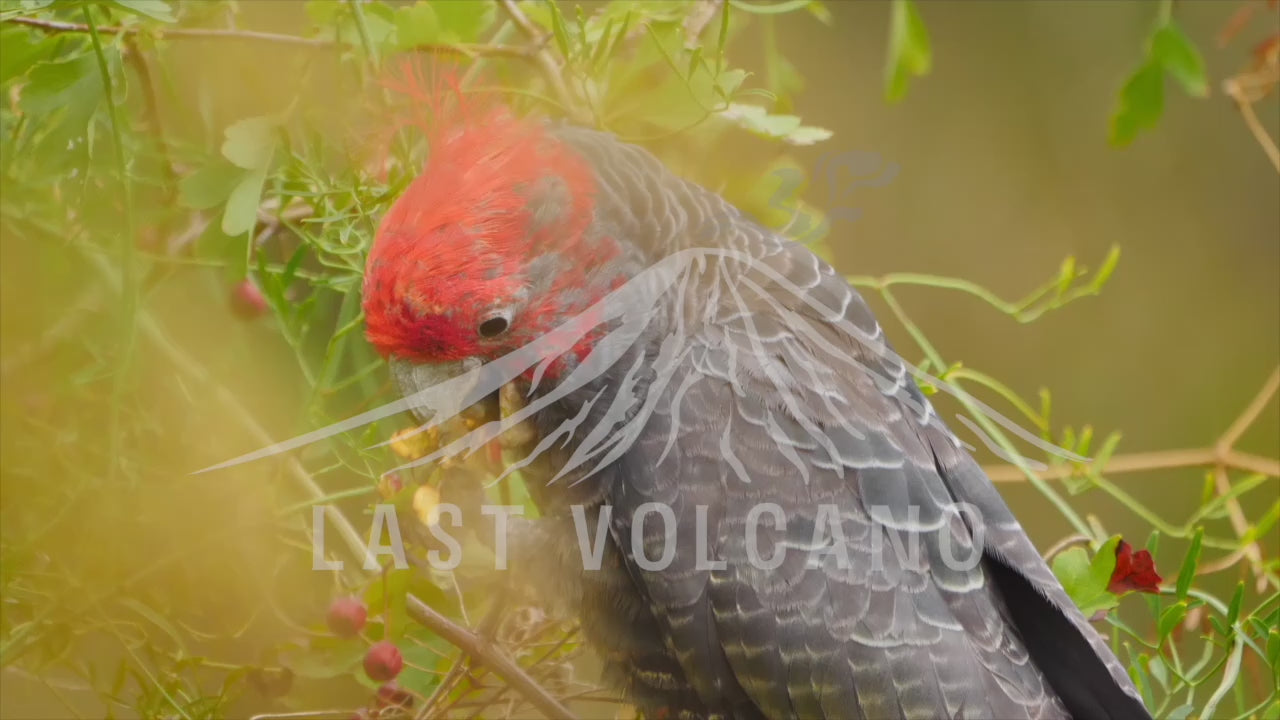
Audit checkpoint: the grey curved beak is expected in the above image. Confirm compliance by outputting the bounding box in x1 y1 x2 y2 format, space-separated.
390 356 484 423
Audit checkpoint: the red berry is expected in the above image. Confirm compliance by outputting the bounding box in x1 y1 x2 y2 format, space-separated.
230 278 269 318
376 682 414 708
326 597 367 638
363 641 404 682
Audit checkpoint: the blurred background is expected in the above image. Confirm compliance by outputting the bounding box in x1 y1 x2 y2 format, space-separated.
1 1 1277 718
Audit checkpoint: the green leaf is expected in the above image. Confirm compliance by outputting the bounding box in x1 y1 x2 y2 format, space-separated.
715 68 749 98
17 51 111 168
221 116 279 169
178 162 244 210
591 10 632 73
354 2 397 52
1209 615 1229 638
1051 536 1121 618
305 0 343 28
1151 20 1207 98
1157 602 1186 641
432 0 496 44
19 53 99 115
1109 60 1164 146
111 0 176 23
686 46 703 80
728 0 814 15
1249 499 1280 541
1130 653 1154 709
720 103 832 145
1145 654 1167 690
0 26 56 87
393 638 448 695
379 569 411 641
1054 255 1076 298
1165 704 1195 720
784 125 835 145
883 0 930 103
221 164 269 237
1174 527 1202 600
1092 244 1121 289
807 1 833 25
1266 628 1279 671
394 1 440 49
545 0 572 58
1226 581 1245 627
116 598 187 651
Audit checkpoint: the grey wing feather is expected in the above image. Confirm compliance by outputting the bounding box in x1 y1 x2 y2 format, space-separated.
549 124 1147 719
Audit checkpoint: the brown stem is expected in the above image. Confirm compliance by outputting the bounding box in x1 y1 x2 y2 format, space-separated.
123 36 177 195
405 594 578 720
80 252 371 582
1213 367 1280 591
983 447 1280 482
1225 73 1280 173
497 0 585 122
684 0 725 48
5 16 532 58
247 707 358 712
1043 534 1093 563
1217 367 1280 453
8 16 328 44
416 600 507 719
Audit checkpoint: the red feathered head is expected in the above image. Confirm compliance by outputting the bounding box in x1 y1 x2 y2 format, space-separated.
361 64 616 366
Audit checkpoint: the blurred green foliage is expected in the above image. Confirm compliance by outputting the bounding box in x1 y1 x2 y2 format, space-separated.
0 1 1276 719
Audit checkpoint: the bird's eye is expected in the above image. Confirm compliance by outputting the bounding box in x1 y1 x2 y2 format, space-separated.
478 313 510 338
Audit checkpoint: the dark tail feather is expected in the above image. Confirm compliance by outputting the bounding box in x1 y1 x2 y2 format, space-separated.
986 556 1153 720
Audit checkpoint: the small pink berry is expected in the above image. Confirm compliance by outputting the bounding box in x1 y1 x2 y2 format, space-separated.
376 682 414 708
230 278 269 318
326 597 367 638
363 640 404 682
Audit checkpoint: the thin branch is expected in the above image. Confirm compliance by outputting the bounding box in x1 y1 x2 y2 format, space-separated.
4 15 533 58
247 707 358 712
1213 367 1279 591
0 284 104 377
1212 463 1267 590
7 15 328 44
1043 534 1093 563
86 249 583 709
497 0 584 122
684 0 726 48
984 367 1279 592
1224 70 1280 173
80 251 371 583
416 600 507 719
455 622 584 718
982 446 1280 482
405 594 578 720
1197 542 1255 576
124 36 177 191
1218 367 1279 452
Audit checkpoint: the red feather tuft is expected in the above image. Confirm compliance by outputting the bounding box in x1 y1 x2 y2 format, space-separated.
362 60 611 364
